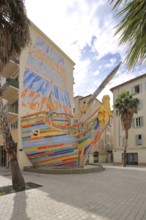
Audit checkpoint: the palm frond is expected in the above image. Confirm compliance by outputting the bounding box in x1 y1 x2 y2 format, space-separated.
109 0 146 69
0 0 30 72
108 0 127 10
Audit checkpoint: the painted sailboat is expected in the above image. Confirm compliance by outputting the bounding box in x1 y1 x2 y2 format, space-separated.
21 63 121 167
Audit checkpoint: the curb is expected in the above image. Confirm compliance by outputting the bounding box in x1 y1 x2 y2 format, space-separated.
23 165 105 174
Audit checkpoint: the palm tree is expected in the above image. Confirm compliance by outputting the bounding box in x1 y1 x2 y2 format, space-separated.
0 0 30 71
109 0 146 69
113 91 139 167
0 1 30 190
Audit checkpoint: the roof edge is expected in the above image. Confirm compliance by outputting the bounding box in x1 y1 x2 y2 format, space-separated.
110 73 146 92
29 20 75 65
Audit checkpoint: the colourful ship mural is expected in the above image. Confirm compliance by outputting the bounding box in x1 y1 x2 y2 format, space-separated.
21 63 121 167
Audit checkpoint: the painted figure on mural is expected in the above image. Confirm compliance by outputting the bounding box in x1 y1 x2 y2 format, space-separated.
81 101 87 114
97 95 111 128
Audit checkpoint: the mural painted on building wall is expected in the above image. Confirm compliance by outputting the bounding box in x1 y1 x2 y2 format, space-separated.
21 63 121 167
21 37 71 114
21 96 110 167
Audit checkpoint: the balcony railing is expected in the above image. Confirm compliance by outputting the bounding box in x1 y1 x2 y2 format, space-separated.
3 103 18 114
3 101 18 122
0 78 19 94
0 58 19 78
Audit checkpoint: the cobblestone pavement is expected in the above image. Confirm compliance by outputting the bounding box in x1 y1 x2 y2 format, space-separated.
0 166 146 220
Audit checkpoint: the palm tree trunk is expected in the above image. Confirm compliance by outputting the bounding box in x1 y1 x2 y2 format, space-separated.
123 130 128 167
8 150 25 190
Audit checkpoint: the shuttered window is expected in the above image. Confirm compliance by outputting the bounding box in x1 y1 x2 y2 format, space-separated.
133 116 144 128
131 84 142 94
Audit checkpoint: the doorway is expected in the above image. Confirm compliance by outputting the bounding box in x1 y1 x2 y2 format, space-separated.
0 146 6 166
127 153 138 165
93 151 99 163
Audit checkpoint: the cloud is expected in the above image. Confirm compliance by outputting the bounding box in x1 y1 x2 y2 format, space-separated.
93 70 100 76
25 0 145 107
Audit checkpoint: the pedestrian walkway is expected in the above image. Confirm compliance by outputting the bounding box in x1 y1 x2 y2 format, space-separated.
0 166 146 220
102 163 146 171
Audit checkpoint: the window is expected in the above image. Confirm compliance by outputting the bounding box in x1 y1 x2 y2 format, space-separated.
32 129 39 137
135 134 143 145
131 84 142 94
133 117 144 127
11 100 18 113
134 85 140 93
11 121 18 129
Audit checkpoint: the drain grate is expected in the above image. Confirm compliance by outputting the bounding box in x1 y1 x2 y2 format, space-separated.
0 182 42 196
3 174 11 176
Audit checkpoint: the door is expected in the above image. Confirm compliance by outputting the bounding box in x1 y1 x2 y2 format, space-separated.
0 146 6 166
94 151 99 163
127 153 138 165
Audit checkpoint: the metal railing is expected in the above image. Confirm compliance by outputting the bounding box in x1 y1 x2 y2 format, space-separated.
0 78 19 94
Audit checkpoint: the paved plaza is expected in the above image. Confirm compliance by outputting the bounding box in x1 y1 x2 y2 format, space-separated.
0 166 146 220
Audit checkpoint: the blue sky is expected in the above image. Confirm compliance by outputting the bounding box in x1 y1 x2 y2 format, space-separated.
25 0 146 105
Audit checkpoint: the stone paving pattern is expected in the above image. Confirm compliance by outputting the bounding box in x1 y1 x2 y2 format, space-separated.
0 166 146 220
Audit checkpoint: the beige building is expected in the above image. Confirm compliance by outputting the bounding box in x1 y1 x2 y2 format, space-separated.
74 95 113 164
111 73 146 166
0 21 75 169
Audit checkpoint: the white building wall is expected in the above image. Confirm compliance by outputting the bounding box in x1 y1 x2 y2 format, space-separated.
112 74 146 165
17 22 75 169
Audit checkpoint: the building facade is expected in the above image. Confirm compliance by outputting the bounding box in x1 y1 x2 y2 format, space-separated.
0 21 75 169
111 74 146 166
74 95 113 164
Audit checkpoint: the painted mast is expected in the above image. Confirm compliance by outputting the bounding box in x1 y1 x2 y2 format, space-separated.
87 62 122 106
